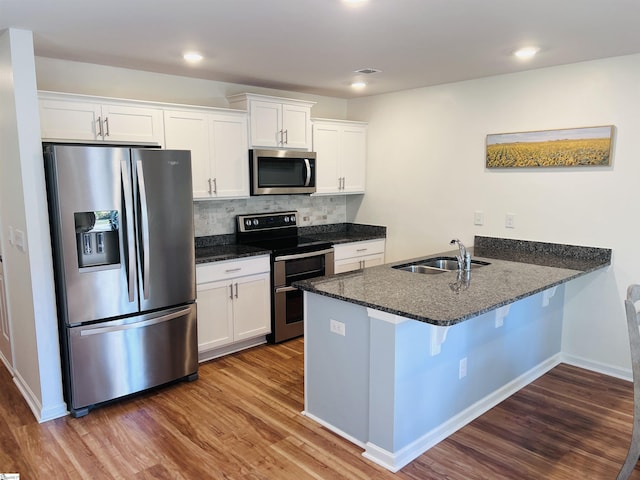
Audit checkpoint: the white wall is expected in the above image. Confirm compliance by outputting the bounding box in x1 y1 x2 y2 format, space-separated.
34 57 348 119
347 53 640 375
0 29 66 421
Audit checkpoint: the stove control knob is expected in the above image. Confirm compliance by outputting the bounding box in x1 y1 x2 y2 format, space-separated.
284 216 289 223
290 215 296 223
245 219 251 227
253 219 259 226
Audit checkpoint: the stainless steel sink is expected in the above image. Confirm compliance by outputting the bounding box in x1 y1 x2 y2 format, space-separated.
392 256 490 274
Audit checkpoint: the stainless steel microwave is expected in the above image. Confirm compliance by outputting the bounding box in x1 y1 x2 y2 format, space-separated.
249 149 316 195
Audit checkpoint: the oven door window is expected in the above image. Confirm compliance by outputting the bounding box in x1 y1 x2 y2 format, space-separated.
285 255 325 284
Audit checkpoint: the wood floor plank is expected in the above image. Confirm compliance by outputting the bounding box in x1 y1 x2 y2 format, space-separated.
0 339 638 479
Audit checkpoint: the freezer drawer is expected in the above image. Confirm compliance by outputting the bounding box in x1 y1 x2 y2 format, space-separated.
66 303 197 414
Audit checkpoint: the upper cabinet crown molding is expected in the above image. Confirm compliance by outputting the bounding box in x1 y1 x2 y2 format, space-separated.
228 93 315 151
38 91 165 146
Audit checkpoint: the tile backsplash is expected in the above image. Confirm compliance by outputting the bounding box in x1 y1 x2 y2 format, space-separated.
194 195 347 236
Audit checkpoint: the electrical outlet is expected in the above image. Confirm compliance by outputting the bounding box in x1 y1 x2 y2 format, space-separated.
505 213 516 229
459 357 467 379
329 319 346 336
473 211 484 226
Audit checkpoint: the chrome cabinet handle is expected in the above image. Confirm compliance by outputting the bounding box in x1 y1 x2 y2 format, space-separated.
208 178 212 194
284 129 288 144
234 282 239 298
229 284 233 299
104 116 110 137
97 117 103 137
356 248 367 252
213 178 217 194
279 129 284 145
225 267 242 273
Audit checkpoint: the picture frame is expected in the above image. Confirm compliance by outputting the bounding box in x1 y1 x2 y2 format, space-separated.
486 125 614 168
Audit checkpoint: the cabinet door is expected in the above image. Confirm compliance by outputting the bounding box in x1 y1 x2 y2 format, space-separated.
334 258 364 274
233 273 271 341
340 125 367 193
164 111 212 198
39 99 101 141
334 253 384 274
196 280 234 351
210 113 249 198
249 100 282 147
101 104 164 145
312 123 341 194
282 103 311 149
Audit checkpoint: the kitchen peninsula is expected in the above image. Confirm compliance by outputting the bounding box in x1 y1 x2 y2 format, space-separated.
295 236 611 472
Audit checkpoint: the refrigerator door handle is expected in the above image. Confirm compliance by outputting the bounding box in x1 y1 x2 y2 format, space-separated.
121 159 136 303
80 307 192 336
136 160 151 300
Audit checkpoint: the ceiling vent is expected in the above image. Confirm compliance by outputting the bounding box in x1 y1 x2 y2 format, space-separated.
354 68 381 75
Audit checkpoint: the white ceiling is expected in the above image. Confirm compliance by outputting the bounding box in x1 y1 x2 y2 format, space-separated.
2 0 640 99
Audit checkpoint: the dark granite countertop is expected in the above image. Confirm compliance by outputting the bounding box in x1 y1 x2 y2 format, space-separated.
294 236 611 327
194 223 386 264
300 223 386 244
195 244 271 264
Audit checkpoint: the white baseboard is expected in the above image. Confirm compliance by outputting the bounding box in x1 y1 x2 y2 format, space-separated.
198 336 267 363
13 370 67 423
362 353 562 472
561 352 632 381
0 351 13 376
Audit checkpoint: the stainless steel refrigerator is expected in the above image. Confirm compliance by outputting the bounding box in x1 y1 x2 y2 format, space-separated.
43 143 198 417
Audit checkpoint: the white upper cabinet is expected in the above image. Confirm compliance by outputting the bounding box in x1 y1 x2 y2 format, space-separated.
164 108 249 199
312 119 367 195
228 93 314 150
39 92 164 145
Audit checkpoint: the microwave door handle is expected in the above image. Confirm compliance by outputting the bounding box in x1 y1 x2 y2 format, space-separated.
121 160 136 303
304 158 312 187
136 160 151 300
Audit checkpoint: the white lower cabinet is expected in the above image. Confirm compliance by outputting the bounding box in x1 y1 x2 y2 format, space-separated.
334 239 386 274
196 255 271 361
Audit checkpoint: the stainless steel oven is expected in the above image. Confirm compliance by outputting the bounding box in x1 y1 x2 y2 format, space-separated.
236 211 334 343
273 248 334 343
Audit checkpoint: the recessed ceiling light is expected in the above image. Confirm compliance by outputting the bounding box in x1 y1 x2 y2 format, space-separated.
183 52 203 63
514 47 539 59
351 81 367 89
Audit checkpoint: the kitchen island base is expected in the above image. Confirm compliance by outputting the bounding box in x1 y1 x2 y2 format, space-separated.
303 287 565 472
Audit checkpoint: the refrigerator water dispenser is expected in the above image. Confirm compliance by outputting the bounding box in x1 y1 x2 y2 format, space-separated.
74 210 120 268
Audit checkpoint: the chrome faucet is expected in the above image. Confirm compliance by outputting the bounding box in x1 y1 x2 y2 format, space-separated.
450 238 471 272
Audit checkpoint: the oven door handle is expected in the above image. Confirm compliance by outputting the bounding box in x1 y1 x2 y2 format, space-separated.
276 286 299 294
274 248 334 262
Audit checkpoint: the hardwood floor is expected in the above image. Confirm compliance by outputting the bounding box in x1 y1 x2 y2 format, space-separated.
0 338 639 479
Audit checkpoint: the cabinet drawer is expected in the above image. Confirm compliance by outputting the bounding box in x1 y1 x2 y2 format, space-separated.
196 255 270 284
333 239 386 261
